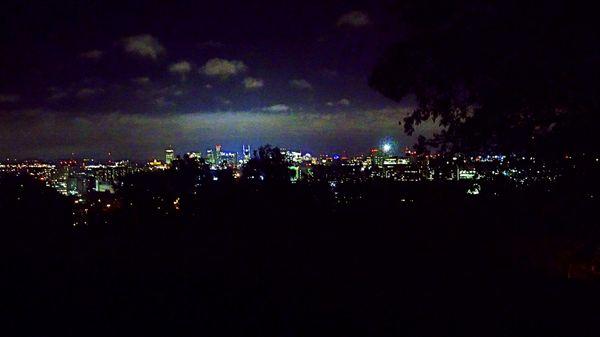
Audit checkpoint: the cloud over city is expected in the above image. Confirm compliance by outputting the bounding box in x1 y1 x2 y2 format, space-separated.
169 61 193 79
243 77 265 90
200 58 247 79
122 34 165 60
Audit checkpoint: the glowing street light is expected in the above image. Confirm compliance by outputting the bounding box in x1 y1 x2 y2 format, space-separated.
382 143 392 153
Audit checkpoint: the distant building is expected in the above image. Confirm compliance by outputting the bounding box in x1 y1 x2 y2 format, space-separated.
284 151 302 164
148 159 167 170
370 148 385 167
383 157 410 166
67 173 91 196
95 180 115 193
206 148 215 165
459 169 477 180
220 151 238 167
215 144 222 164
243 145 251 162
165 148 174 166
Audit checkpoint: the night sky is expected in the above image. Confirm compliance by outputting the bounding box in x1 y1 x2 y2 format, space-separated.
0 0 440 160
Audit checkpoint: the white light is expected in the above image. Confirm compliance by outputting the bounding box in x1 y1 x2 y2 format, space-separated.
382 143 392 153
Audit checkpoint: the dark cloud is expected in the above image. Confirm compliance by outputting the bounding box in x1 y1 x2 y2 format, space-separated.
76 87 103 99
197 40 226 49
289 79 313 90
336 11 370 27
243 77 264 90
47 87 69 101
326 98 351 107
322 69 339 78
131 77 151 85
80 50 104 60
0 94 20 103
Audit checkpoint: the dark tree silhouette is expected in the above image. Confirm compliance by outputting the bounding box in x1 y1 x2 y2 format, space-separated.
170 153 212 188
370 0 599 153
242 145 292 184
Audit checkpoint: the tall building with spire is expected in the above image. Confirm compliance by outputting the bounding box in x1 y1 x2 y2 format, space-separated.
243 145 251 162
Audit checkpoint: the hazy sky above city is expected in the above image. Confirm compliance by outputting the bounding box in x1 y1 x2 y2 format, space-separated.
0 0 437 160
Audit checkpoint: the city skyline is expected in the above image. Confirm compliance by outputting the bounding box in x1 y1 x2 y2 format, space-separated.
1 137 415 162
3 1 599 334
0 115 437 161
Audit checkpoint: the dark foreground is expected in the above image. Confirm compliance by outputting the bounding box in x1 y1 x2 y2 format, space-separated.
1 175 599 337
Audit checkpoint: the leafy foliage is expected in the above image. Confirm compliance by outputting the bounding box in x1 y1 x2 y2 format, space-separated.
370 0 599 153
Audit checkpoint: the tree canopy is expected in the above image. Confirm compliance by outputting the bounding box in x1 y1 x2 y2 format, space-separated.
370 0 599 154
242 145 292 184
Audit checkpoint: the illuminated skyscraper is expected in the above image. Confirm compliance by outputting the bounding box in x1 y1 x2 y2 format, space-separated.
370 148 384 167
243 145 251 162
205 149 214 165
214 144 222 165
165 148 174 166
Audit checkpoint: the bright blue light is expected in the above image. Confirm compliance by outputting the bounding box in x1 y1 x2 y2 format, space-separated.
379 137 397 154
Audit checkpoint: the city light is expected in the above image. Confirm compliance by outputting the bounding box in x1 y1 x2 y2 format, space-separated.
382 143 392 153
